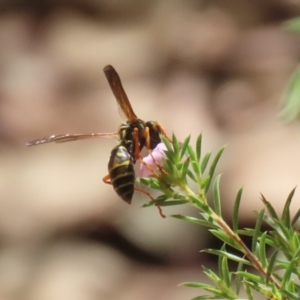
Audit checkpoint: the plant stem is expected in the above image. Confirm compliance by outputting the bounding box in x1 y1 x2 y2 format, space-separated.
215 215 281 289
182 184 281 289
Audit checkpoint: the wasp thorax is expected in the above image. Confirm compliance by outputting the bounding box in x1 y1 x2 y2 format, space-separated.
117 119 147 158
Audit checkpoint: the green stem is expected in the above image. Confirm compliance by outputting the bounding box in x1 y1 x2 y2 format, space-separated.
213 212 281 289
182 186 281 290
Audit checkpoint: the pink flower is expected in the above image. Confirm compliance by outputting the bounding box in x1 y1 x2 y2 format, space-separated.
137 143 167 177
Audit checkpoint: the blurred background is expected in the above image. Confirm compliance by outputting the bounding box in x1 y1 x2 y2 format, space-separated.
1 0 300 299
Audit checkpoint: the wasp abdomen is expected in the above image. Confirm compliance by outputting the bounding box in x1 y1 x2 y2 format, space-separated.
108 145 135 204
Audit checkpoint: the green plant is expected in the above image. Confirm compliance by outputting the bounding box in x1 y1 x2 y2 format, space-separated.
281 17 300 122
137 134 300 300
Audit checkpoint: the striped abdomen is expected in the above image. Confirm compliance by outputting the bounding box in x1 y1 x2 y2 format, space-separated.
108 145 135 204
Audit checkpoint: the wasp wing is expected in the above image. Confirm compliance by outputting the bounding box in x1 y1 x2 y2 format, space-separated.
103 65 138 123
27 132 118 146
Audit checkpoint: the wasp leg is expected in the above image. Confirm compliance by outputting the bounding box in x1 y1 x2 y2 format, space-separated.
102 173 165 218
144 126 151 151
133 132 168 218
133 127 140 161
143 126 168 176
150 151 169 176
138 156 167 184
134 186 166 218
137 157 169 218
153 121 172 142
102 174 112 184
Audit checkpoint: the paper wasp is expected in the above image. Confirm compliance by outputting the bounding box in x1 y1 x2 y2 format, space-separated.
27 65 170 210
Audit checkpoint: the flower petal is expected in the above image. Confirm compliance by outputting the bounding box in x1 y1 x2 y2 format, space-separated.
137 143 167 177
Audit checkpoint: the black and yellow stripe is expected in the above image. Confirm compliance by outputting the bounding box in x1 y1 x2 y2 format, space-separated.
108 145 135 204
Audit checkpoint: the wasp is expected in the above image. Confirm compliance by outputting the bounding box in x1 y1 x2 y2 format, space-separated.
27 65 170 212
